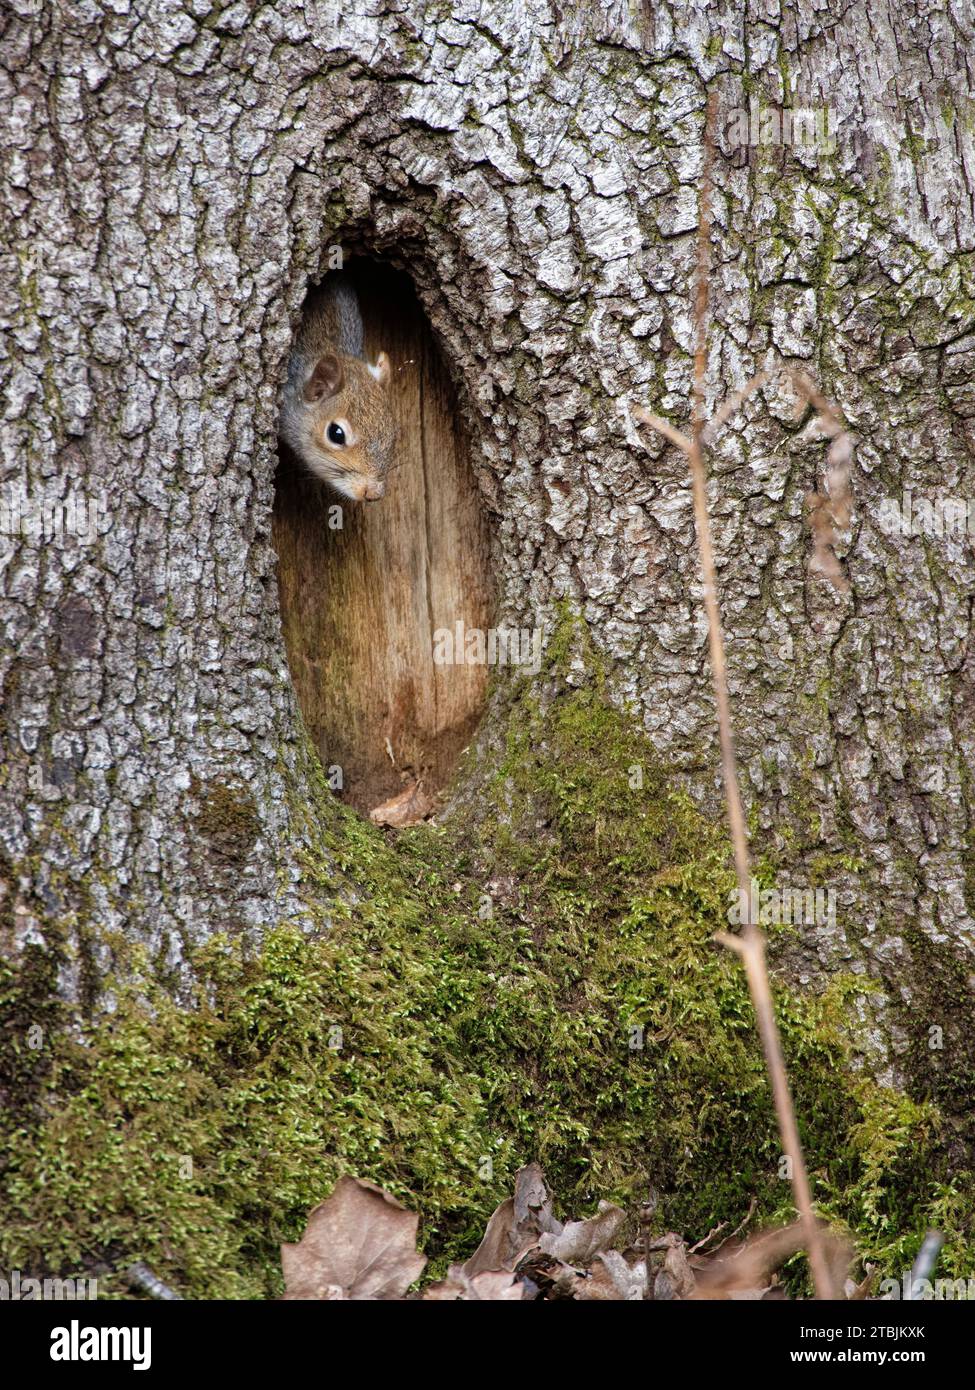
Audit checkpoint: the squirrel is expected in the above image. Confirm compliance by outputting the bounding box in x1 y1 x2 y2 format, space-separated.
280 274 395 502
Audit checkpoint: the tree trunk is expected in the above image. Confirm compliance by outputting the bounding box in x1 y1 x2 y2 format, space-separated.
3 0 975 1171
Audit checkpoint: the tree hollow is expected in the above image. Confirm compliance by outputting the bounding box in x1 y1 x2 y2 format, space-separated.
272 262 494 814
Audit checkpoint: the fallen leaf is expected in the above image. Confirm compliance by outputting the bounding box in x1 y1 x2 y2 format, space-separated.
692 1220 851 1301
368 782 435 828
691 1223 804 1300
539 1200 626 1265
424 1265 524 1301
653 1234 696 1300
587 1249 647 1301
846 1267 875 1300
281 1176 426 1300
464 1163 562 1276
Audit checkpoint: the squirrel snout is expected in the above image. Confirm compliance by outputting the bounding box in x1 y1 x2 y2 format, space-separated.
361 479 385 501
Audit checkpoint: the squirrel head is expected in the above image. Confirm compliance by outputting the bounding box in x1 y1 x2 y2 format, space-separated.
291 350 395 502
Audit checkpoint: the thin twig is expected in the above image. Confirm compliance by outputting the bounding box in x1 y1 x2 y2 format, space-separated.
700 367 771 445
689 1219 728 1255
631 405 692 454
694 1195 758 1258
635 89 834 1299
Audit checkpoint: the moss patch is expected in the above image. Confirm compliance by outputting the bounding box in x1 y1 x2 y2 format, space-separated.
190 776 260 862
1 621 972 1297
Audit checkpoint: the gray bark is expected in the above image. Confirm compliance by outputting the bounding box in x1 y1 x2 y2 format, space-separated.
2 0 975 1079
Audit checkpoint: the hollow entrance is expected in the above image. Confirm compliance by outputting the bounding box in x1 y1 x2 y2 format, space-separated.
272 260 494 815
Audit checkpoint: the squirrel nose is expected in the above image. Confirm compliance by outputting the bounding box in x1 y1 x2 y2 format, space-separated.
362 480 385 501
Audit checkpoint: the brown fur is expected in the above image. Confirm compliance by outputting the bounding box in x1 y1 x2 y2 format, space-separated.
280 279 395 503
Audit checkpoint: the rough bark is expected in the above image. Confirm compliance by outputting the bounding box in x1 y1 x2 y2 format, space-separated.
2 0 975 1084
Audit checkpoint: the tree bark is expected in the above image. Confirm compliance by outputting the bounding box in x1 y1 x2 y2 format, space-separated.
2 0 974 1083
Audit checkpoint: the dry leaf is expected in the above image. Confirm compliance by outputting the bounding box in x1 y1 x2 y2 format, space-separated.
846 1267 875 1300
463 1199 531 1276
538 1200 626 1265
652 1233 696 1300
464 1163 562 1276
423 1265 524 1301
368 782 435 828
281 1176 426 1300
691 1222 804 1300
279 1166 858 1305
692 1220 851 1301
512 1161 559 1230
585 1250 648 1301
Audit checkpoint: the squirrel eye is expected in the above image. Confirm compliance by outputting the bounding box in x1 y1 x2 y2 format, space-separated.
326 422 346 446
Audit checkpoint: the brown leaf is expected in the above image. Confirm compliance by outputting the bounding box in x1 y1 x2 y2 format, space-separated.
538 1200 626 1265
281 1176 426 1300
653 1234 696 1300
846 1267 875 1300
692 1222 804 1299
692 1220 851 1301
423 1265 525 1301
584 1250 648 1301
464 1163 562 1276
368 782 435 828
513 1162 561 1231
463 1199 529 1277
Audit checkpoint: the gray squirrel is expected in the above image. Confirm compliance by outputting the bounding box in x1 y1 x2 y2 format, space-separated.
280 275 395 502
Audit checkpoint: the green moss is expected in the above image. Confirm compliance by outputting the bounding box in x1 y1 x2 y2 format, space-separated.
0 932 68 1116
190 775 260 862
1 617 972 1297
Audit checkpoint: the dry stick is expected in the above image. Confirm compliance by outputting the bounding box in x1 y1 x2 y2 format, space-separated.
791 369 853 593
638 89 834 1300
700 367 771 446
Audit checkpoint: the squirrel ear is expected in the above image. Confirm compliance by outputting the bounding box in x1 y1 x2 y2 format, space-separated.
371 351 391 388
304 353 343 402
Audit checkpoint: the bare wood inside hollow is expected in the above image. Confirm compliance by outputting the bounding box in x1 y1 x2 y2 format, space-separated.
273 264 494 813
